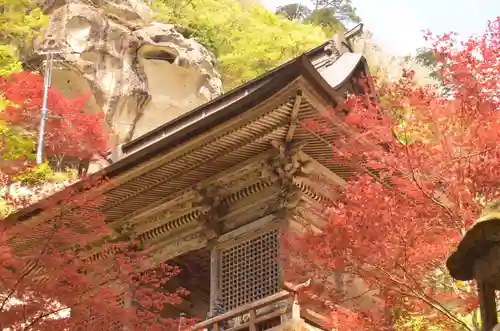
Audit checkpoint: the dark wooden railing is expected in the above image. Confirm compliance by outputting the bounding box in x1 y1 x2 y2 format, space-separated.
191 290 294 331
190 281 328 331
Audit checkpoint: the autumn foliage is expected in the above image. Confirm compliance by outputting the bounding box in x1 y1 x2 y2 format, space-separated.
0 71 108 159
0 71 189 330
0 182 191 330
287 18 500 331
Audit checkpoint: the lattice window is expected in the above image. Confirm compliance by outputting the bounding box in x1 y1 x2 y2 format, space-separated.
220 230 280 310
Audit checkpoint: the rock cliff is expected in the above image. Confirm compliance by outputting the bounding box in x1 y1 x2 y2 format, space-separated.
30 0 223 146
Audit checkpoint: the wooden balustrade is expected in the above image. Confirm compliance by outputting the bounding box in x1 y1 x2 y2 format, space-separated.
190 290 295 331
190 280 328 331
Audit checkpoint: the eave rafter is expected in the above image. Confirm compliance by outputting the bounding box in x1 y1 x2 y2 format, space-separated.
285 91 303 142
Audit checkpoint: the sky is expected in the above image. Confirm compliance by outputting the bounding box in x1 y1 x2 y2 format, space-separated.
261 0 500 56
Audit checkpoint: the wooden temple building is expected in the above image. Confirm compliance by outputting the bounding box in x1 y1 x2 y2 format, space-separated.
9 24 373 331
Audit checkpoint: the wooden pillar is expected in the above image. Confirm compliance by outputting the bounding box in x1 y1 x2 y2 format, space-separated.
478 280 498 331
277 208 291 288
209 243 220 315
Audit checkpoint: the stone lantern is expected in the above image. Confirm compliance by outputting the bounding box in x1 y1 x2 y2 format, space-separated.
446 200 500 331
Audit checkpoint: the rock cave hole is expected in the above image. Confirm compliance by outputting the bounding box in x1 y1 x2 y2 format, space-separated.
142 50 177 64
66 16 92 54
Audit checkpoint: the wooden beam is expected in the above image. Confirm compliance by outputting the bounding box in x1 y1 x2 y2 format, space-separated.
145 230 208 265
285 92 303 142
298 151 347 188
217 214 277 247
218 183 281 224
209 243 220 315
292 205 324 233
282 278 312 293
113 190 200 234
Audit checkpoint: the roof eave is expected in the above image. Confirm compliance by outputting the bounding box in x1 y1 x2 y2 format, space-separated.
7 54 346 222
6 22 370 223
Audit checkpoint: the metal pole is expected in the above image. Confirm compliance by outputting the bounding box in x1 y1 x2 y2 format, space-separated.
36 53 55 164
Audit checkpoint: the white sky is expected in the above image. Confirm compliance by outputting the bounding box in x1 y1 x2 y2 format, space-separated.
261 0 500 55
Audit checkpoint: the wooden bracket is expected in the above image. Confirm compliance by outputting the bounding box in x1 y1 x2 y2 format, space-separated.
195 186 226 239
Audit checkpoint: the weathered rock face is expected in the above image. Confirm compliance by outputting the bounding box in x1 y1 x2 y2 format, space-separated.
35 0 223 145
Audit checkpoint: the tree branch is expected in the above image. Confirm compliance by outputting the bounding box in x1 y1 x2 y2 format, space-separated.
22 305 71 331
401 129 465 235
372 264 473 331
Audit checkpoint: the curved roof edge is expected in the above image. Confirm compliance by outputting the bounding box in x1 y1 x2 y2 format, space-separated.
6 25 370 223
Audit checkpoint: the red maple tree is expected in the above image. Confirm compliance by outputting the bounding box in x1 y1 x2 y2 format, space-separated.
0 71 109 189
0 70 110 209
0 72 190 330
287 18 500 331
0 71 108 161
0 182 192 330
